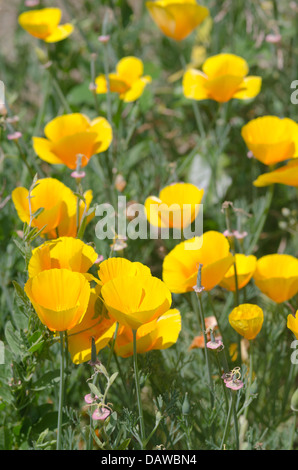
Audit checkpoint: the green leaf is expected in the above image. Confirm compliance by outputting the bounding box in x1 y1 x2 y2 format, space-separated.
31 370 60 391
4 321 26 358
116 438 131 450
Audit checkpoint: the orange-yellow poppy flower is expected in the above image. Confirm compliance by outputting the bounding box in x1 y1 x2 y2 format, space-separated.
28 237 98 278
253 254 298 303
183 53 262 103
95 57 152 103
101 274 172 330
97 257 152 285
229 303 264 340
162 231 234 293
47 190 94 239
241 116 298 165
146 0 209 41
24 268 91 332
114 308 181 358
287 312 298 340
68 286 116 364
18 8 73 43
144 182 204 229
12 177 77 236
253 160 298 187
219 254 257 292
33 113 112 170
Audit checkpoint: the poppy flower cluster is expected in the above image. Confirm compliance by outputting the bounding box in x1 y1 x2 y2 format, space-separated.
23 239 181 364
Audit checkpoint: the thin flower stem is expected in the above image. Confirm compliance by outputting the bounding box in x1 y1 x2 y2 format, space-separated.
231 390 240 450
192 292 215 408
106 322 119 370
244 340 254 420
57 331 65 450
51 73 72 114
247 184 274 255
132 329 145 448
220 392 235 450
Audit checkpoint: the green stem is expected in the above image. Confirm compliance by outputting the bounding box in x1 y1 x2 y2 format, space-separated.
220 392 235 450
247 184 274 255
192 292 214 408
51 74 72 114
106 322 119 370
57 331 65 450
244 341 254 420
132 329 145 448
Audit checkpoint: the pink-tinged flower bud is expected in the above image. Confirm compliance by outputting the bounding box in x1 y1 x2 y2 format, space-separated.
225 380 244 391
25 0 40 6
206 339 223 350
94 255 104 264
84 393 96 404
71 170 86 180
265 34 282 44
7 131 22 141
98 35 110 44
92 407 111 421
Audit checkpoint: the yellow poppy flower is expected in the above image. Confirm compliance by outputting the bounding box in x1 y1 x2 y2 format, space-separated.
18 8 73 43
219 254 257 292
28 237 98 278
12 178 77 236
229 303 264 340
114 309 181 358
253 254 298 303
162 230 234 293
101 274 172 330
68 286 116 364
183 53 262 103
253 160 298 187
287 312 298 340
98 257 152 285
24 268 91 332
144 182 204 229
241 116 298 165
146 0 209 41
95 57 152 103
47 190 94 239
32 113 112 170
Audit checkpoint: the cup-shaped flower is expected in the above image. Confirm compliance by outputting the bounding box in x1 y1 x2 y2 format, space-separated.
114 308 181 357
253 160 298 188
98 257 152 285
95 57 151 103
68 287 116 364
229 303 264 340
146 0 209 41
33 113 112 170
47 189 94 238
28 237 98 278
162 231 234 293
18 8 73 43
183 53 262 103
24 268 91 332
144 182 204 229
253 254 298 303
12 177 77 236
287 312 298 340
241 116 298 165
101 274 172 330
219 254 257 292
